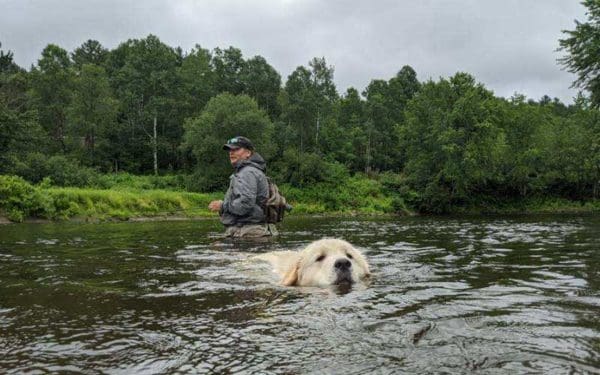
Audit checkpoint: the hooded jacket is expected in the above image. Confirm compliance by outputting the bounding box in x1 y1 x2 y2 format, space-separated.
220 152 269 226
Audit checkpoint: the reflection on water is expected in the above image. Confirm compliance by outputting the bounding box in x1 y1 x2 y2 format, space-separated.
0 215 599 373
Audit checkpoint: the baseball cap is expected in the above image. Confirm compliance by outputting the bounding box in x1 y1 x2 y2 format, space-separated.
223 136 254 151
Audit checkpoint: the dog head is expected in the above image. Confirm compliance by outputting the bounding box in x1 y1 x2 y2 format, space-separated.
281 238 370 287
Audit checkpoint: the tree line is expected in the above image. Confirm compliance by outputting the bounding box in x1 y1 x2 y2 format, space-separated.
1 30 599 212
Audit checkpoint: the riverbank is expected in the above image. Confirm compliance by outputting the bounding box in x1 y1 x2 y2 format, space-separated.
0 174 405 223
2 197 598 224
1 174 599 223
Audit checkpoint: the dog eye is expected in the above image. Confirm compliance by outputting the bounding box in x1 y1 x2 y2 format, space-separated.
346 253 353 259
316 255 325 262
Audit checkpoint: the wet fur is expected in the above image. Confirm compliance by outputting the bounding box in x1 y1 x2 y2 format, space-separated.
256 238 370 287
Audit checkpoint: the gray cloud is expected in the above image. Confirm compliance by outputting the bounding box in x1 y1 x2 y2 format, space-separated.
0 0 586 102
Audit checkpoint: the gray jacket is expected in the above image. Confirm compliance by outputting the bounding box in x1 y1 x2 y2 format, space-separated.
220 153 269 226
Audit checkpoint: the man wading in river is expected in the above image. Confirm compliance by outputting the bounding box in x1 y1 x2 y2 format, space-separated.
208 136 278 237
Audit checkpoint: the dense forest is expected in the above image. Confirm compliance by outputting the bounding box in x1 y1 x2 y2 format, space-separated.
1 8 600 213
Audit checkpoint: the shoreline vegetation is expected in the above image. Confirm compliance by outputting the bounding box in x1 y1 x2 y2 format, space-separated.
1 174 598 224
2 33 600 218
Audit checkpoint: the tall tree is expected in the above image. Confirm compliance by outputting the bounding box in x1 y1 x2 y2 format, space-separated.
107 35 180 174
363 66 421 172
177 45 216 119
400 73 505 212
497 95 552 198
281 57 338 153
0 43 47 175
212 46 246 95
240 55 282 119
182 93 274 191
0 42 27 111
29 44 74 153
71 40 109 69
363 79 393 172
387 65 421 124
67 64 118 168
0 42 23 75
309 57 338 151
335 87 366 170
558 0 600 106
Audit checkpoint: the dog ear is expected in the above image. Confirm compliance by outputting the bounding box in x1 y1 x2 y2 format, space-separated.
281 260 300 286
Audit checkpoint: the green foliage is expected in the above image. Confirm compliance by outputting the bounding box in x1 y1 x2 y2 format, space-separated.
41 187 216 220
281 57 338 154
93 173 187 191
107 34 182 174
0 42 23 75
5 154 97 186
0 175 48 221
0 36 599 216
66 63 118 169
71 40 108 68
29 44 74 153
559 0 600 106
0 174 217 222
400 73 503 212
270 149 349 187
182 93 275 191
241 56 282 119
177 45 216 119
541 105 600 198
280 175 395 214
362 65 421 172
212 47 246 95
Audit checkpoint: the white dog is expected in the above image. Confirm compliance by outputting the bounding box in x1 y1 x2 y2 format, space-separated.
255 238 370 287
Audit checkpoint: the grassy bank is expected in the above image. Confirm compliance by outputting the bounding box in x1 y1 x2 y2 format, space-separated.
0 175 220 222
1 174 598 223
0 174 407 223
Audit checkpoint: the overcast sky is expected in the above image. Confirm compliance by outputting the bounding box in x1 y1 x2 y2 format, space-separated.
0 0 588 103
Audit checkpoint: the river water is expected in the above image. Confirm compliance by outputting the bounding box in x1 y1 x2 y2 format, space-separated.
0 215 598 374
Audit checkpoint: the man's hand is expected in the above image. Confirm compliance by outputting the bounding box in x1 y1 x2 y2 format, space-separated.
208 200 223 212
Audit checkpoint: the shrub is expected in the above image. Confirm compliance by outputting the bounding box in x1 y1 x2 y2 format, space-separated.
271 150 350 187
45 156 98 187
4 153 100 187
0 175 48 221
279 174 397 214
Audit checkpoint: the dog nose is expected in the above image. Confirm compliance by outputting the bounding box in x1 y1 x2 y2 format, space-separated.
334 258 351 270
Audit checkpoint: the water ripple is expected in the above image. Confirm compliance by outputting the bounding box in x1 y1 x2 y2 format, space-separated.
0 216 598 373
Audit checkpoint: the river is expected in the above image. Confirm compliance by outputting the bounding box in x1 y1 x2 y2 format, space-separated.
0 215 598 374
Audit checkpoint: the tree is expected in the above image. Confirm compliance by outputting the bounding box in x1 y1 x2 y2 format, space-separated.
177 45 216 118
363 79 392 172
281 57 338 154
495 95 553 198
387 65 421 124
559 0 600 106
335 87 366 170
212 47 246 95
240 55 281 119
363 66 421 173
0 43 27 111
71 40 109 69
182 93 275 191
67 64 118 168
542 104 600 199
0 42 23 75
400 73 505 212
29 44 74 153
107 35 180 174
0 43 47 176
